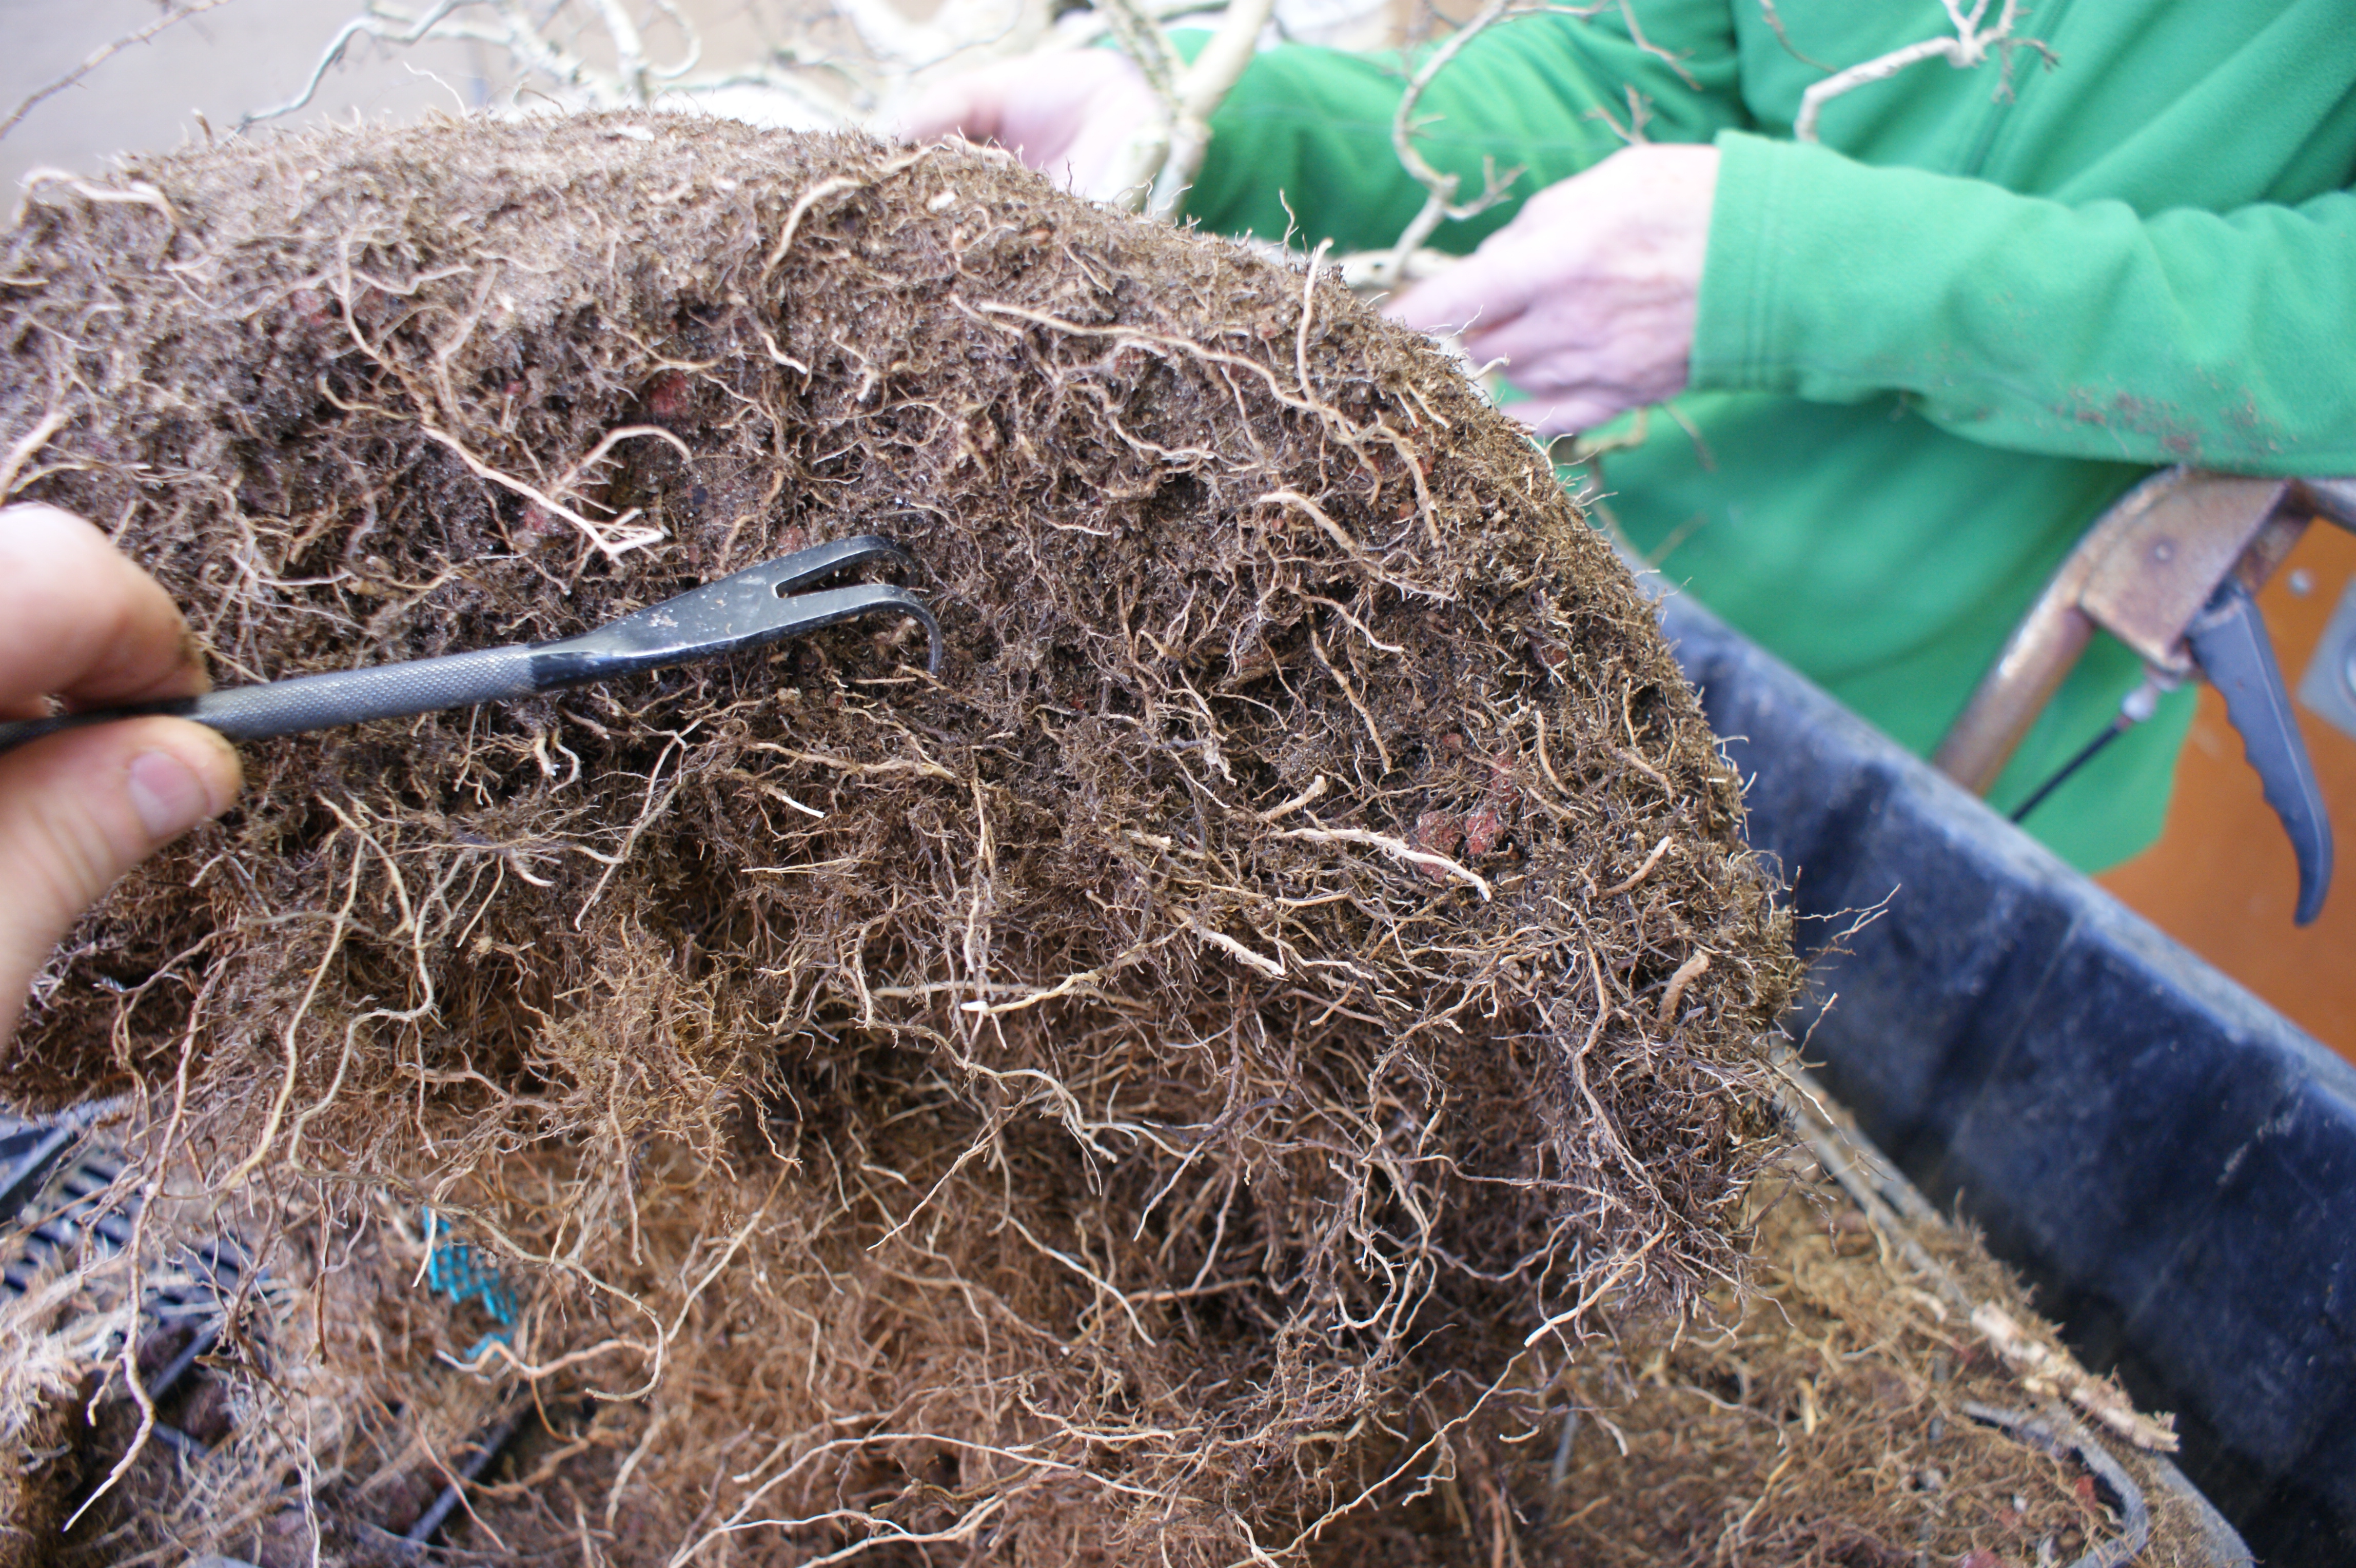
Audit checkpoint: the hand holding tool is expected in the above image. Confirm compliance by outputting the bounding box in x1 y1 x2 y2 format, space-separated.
0 534 939 754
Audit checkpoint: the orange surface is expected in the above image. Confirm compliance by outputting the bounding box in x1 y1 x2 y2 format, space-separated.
2099 521 2356 1063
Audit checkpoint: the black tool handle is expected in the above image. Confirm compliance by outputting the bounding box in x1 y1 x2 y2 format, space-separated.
2186 578 2333 925
0 644 541 753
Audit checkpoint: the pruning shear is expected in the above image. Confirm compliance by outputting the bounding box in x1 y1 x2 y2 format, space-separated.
1937 472 2353 925
0 534 939 754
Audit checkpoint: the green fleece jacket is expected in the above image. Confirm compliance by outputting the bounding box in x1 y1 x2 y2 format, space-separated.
1185 1 2356 871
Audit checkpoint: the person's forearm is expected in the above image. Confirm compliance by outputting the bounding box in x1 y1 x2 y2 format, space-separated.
1694 130 2356 474
1189 6 1750 253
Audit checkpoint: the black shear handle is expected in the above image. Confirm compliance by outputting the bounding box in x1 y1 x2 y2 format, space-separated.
2187 578 2334 926
0 644 540 753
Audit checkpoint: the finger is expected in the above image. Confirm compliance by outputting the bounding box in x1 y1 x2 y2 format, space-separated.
1459 307 1603 393
887 82 994 146
1058 81 1167 200
0 503 207 712
886 76 1000 146
1508 393 1627 439
1385 252 1524 339
0 716 241 1040
1384 211 1575 338
885 53 1064 147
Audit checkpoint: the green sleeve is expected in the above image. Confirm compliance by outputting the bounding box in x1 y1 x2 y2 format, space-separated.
1695 130 2356 475
1186 2 1751 254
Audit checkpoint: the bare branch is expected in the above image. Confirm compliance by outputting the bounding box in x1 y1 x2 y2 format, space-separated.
1792 32 1953 144
252 1 872 129
643 0 705 82
834 0 1047 75
1585 83 1653 146
1365 0 1528 290
1756 0 1835 72
1611 0 1695 89
1097 0 1187 210
1794 0 2051 144
1090 0 1281 219
1147 0 1280 219
581 0 652 99
1 0 242 143
245 3 492 127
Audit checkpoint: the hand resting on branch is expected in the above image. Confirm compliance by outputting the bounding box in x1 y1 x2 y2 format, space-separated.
1389 144 1720 437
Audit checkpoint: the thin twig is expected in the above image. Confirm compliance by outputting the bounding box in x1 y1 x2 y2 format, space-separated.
1146 0 1280 220
1097 0 1185 209
582 0 651 98
243 1 472 127
1 0 241 142
1609 0 1696 89
1756 0 1835 71
1369 0 1527 290
249 0 851 128
1794 0 2051 144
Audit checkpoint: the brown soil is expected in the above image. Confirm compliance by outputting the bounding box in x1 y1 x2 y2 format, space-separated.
0 112 1795 1562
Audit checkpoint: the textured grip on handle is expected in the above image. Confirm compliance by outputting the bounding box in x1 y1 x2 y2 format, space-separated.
186 644 542 741
2187 579 2333 926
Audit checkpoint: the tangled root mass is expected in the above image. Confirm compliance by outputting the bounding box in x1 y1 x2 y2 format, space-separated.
0 113 1795 1561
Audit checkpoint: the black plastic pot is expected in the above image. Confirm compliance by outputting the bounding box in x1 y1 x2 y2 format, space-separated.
1657 586 2356 1567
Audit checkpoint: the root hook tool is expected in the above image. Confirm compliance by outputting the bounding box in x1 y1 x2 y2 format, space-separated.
0 534 940 754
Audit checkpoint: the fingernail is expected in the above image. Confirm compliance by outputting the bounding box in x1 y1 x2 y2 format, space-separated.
127 749 211 840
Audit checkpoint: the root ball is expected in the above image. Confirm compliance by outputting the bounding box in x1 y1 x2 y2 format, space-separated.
1 113 1794 1559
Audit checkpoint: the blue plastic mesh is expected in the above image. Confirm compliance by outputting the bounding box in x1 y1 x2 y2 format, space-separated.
421 1210 517 1362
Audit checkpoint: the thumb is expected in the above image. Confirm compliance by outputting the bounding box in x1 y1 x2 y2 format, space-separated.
884 77 998 147
0 717 241 1038
886 57 1042 148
